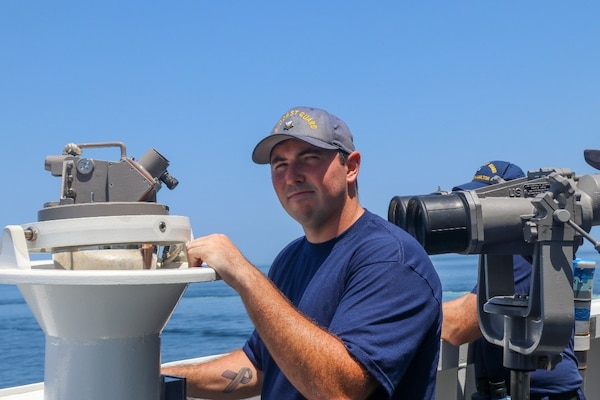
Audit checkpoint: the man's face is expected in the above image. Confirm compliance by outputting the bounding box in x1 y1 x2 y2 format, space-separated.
269 138 348 230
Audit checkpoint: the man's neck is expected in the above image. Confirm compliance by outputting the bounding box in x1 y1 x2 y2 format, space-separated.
304 204 365 244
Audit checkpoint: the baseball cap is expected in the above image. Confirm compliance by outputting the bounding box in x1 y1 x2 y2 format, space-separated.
452 160 525 191
252 106 355 164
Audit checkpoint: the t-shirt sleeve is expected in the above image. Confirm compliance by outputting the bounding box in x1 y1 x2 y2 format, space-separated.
327 258 441 397
242 330 263 371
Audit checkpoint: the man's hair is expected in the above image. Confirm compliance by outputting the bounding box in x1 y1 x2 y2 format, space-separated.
338 150 349 165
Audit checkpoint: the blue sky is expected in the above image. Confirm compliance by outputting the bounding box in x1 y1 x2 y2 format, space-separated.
1 1 599 265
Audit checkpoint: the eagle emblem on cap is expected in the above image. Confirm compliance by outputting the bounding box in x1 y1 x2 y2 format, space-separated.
283 120 293 130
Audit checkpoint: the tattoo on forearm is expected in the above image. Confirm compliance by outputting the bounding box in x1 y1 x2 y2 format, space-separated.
221 368 253 393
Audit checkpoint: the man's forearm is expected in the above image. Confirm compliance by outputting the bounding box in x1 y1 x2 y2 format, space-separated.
162 349 261 399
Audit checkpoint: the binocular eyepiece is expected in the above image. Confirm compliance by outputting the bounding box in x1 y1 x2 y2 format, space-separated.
388 190 538 255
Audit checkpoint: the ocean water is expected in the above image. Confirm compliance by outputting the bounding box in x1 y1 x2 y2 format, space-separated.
1 248 599 389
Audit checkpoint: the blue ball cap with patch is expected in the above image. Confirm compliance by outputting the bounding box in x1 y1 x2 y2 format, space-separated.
252 106 355 164
452 160 525 191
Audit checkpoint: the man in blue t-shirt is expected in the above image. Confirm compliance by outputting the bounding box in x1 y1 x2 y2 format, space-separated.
442 161 585 400
163 106 443 399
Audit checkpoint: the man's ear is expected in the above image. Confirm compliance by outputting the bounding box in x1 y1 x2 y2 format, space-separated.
346 151 360 182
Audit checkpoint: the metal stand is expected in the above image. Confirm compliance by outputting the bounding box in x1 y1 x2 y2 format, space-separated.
510 370 530 400
477 173 580 400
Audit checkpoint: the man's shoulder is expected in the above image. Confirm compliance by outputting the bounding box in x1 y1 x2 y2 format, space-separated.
358 210 426 248
347 210 433 270
357 209 402 235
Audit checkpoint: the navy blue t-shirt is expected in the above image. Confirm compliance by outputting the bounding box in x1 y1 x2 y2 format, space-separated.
242 210 443 399
472 255 583 396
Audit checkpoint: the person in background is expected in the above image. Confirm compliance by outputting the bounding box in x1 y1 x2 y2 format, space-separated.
442 160 585 400
163 106 443 399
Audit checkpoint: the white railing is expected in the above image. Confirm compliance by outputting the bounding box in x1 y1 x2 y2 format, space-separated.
3 302 600 399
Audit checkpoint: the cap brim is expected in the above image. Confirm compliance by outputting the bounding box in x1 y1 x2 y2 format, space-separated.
252 135 295 164
252 133 339 164
584 149 600 170
452 180 489 191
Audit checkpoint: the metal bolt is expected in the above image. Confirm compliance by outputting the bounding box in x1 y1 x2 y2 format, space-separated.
24 227 37 241
553 209 571 223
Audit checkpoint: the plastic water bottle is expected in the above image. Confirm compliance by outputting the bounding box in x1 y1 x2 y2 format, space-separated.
489 380 511 400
